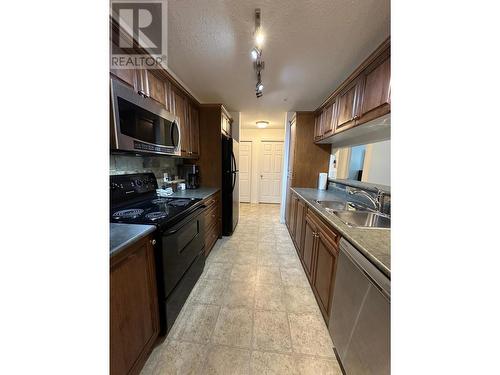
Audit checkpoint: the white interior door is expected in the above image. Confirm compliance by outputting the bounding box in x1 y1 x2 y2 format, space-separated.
239 141 252 203
259 141 284 203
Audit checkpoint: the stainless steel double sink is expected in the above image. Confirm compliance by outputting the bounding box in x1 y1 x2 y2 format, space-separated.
315 200 390 229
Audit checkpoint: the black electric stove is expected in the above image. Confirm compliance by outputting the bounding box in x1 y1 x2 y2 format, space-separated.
110 173 206 336
110 173 202 228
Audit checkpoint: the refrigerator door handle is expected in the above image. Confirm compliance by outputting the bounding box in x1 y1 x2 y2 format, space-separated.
231 151 236 173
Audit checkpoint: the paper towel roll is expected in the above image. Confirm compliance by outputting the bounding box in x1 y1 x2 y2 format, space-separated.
318 173 328 190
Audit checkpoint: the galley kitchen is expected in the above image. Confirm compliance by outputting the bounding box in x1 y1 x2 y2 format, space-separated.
109 1 391 374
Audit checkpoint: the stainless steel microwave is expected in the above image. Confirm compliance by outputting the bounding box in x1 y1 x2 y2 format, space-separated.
110 78 181 156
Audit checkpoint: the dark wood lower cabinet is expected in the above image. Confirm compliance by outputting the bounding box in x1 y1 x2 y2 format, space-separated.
203 191 221 257
288 192 340 323
302 212 317 280
111 234 159 375
313 226 339 320
289 194 299 240
294 199 306 256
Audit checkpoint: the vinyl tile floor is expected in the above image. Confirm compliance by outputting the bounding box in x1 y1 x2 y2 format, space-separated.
141 203 342 375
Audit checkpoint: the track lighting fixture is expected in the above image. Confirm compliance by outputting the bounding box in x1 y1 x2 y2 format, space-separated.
251 47 261 60
252 8 265 98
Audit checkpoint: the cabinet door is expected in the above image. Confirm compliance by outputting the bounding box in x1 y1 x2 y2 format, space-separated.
189 104 200 157
294 199 306 256
314 113 323 141
110 68 137 89
290 194 298 238
335 78 362 134
302 213 317 279
146 70 166 107
358 53 391 125
321 102 336 138
110 237 159 375
173 88 189 155
110 35 138 89
285 185 292 229
313 227 339 320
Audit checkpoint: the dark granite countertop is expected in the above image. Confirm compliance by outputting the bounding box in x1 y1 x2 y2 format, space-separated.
169 187 219 200
292 187 390 277
110 223 156 257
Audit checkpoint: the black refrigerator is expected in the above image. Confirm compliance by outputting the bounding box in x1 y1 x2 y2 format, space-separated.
221 135 239 235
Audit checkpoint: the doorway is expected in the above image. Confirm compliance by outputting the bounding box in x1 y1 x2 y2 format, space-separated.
258 141 284 203
239 141 252 203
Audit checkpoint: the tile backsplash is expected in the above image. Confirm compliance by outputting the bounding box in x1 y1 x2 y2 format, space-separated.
110 154 182 184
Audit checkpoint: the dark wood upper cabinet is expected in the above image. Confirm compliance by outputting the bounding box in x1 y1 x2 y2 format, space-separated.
146 70 167 107
313 38 390 143
189 103 200 157
335 78 363 134
221 111 232 137
172 87 189 155
110 68 137 89
357 51 391 125
110 235 159 375
321 101 336 137
314 113 323 141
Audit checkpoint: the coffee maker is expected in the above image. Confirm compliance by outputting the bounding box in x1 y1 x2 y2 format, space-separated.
178 164 200 189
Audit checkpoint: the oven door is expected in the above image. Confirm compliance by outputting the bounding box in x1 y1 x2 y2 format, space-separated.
111 78 181 156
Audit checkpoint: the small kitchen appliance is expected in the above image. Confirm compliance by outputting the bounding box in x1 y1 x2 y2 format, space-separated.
178 164 200 189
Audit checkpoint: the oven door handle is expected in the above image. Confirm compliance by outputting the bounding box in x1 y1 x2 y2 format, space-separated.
164 205 206 235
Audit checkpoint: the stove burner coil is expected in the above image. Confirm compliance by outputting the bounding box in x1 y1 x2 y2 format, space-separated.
152 198 170 204
112 208 144 219
168 199 192 207
145 211 167 220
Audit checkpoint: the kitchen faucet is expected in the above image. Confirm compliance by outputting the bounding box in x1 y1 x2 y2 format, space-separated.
348 189 384 212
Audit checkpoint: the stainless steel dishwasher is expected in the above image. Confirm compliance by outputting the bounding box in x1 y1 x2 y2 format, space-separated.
329 239 390 375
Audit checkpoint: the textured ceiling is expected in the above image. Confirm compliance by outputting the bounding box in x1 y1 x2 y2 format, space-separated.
166 0 390 128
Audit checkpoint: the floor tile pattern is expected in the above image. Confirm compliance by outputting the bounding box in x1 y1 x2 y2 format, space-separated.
141 203 342 375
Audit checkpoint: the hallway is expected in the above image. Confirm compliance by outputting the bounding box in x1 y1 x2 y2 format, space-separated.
141 203 341 374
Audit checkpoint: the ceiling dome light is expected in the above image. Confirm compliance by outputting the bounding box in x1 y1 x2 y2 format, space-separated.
256 121 269 128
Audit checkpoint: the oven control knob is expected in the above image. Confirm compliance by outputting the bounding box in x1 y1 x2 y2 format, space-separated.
136 179 143 186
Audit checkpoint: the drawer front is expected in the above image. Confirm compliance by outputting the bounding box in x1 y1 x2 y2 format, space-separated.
308 208 340 245
204 220 219 256
204 204 218 229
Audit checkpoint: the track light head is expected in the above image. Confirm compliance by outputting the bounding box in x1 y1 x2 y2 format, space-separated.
251 47 261 60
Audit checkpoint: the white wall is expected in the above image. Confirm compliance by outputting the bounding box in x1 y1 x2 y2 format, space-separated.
240 128 286 203
363 140 391 185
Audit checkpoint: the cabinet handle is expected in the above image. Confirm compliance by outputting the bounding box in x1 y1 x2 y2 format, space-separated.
151 239 156 245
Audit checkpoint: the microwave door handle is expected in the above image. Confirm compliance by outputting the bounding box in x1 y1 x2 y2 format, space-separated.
171 122 177 148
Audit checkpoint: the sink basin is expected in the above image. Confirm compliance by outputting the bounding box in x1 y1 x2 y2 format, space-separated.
328 210 391 229
315 200 372 212
315 200 349 211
